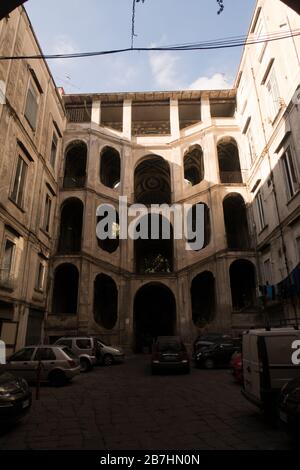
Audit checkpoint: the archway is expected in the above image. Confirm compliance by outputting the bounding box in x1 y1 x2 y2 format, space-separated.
58 198 83 253
230 259 257 311
134 283 176 353
63 141 87 188
184 145 204 186
52 264 79 315
94 274 118 329
191 271 216 326
223 193 250 250
134 155 171 205
217 137 242 184
100 146 121 189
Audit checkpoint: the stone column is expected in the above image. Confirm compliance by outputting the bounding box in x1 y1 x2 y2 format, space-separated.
170 99 180 140
91 100 101 125
123 100 132 140
201 94 211 122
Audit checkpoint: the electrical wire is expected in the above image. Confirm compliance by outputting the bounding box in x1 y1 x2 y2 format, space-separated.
0 29 300 61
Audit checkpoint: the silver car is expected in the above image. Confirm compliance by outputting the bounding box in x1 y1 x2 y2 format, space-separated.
4 345 80 386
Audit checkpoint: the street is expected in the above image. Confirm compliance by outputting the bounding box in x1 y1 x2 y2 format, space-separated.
0 356 292 450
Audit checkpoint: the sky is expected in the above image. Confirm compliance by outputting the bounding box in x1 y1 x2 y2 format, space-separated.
25 0 256 94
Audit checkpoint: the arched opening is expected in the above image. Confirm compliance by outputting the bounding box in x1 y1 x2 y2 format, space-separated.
100 146 121 189
230 260 257 311
191 271 216 326
217 137 242 184
187 203 211 251
134 283 176 353
63 141 87 188
135 213 173 274
52 264 79 314
58 198 83 253
134 155 171 204
97 210 120 253
94 274 118 329
223 194 250 250
184 145 204 186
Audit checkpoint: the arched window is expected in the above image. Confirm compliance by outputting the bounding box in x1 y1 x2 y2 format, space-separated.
100 146 121 189
97 209 120 253
223 194 250 250
134 155 171 205
58 198 83 254
52 264 79 315
63 141 87 188
184 145 204 186
217 137 242 183
186 203 211 251
191 272 215 326
230 260 257 311
94 274 118 329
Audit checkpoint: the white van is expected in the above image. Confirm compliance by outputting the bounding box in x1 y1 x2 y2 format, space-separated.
242 328 300 414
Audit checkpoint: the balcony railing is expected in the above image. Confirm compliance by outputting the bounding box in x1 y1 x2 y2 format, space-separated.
66 105 92 123
220 171 243 184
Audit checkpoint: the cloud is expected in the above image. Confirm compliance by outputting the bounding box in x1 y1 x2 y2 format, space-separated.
51 34 77 68
149 50 183 89
189 73 233 90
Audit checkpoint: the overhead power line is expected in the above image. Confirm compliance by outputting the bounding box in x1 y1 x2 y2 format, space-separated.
0 29 300 61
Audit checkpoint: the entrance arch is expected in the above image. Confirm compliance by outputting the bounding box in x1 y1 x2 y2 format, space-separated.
133 283 176 353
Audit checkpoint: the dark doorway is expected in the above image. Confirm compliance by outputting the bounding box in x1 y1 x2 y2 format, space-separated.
26 309 44 345
217 137 242 184
135 214 173 274
52 264 79 314
94 274 118 329
184 145 204 186
223 194 250 250
230 259 257 311
134 283 176 353
191 272 216 326
134 155 171 204
100 146 121 189
63 141 87 188
58 198 83 253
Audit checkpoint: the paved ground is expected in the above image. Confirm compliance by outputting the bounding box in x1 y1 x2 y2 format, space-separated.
0 356 293 450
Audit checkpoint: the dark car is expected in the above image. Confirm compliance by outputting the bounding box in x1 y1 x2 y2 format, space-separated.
193 333 231 357
195 339 241 369
0 371 31 425
151 336 190 374
278 376 300 437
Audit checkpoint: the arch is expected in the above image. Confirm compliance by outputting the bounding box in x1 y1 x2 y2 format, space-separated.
223 193 250 250
134 155 171 204
58 198 83 253
230 259 257 311
184 145 204 186
186 203 211 251
63 141 87 188
191 271 216 326
97 209 120 253
94 274 118 329
100 146 121 189
52 263 79 315
134 213 173 274
133 282 176 353
217 137 242 184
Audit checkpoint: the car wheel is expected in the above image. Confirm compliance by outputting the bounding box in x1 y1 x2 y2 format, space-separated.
49 370 67 387
80 357 92 373
204 358 215 369
103 354 113 366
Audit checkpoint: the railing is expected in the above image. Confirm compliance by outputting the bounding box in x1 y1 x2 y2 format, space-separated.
220 171 243 184
0 270 16 291
66 105 92 123
132 121 171 136
62 175 86 189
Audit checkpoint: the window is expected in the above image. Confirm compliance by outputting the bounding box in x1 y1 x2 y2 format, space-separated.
42 194 52 233
10 348 35 362
266 68 280 120
255 19 267 62
263 259 272 284
247 126 256 165
282 147 299 200
34 348 56 361
50 132 58 168
56 339 73 348
1 239 15 282
76 339 92 350
24 82 39 130
11 156 27 207
255 191 266 232
35 261 45 291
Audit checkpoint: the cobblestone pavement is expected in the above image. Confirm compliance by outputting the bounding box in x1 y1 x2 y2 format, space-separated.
0 356 293 450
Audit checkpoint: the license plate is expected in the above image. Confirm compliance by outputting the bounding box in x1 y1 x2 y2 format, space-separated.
22 400 30 409
279 411 288 423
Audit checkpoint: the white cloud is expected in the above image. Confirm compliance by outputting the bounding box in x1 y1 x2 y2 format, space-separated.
149 50 183 89
51 34 77 68
189 73 233 90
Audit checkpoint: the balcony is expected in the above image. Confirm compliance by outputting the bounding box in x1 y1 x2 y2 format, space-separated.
220 171 243 184
66 105 92 123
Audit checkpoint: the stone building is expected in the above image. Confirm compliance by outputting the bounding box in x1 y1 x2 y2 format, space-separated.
1 0 300 353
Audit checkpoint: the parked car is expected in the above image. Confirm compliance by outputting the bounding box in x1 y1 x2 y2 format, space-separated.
4 345 80 386
242 328 300 416
195 339 241 369
230 351 243 384
151 336 190 374
0 371 31 425
193 333 232 357
55 336 125 369
278 376 300 437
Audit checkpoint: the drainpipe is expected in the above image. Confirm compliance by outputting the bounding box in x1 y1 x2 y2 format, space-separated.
250 67 298 323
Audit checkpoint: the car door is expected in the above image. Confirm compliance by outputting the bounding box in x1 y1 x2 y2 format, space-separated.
33 348 58 382
7 347 36 381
